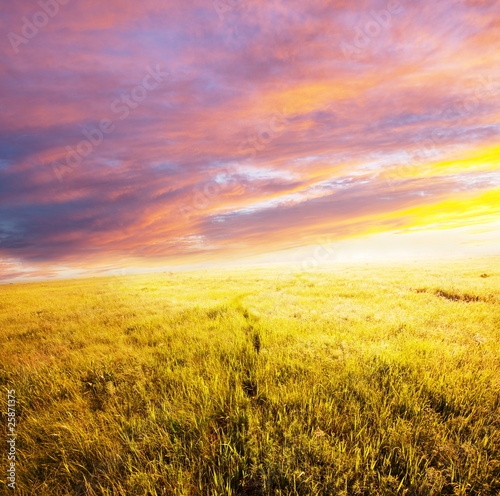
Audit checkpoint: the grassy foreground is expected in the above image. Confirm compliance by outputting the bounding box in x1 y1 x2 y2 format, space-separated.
1 259 500 496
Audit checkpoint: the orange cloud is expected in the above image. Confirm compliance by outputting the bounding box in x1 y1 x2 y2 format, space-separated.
1 0 499 281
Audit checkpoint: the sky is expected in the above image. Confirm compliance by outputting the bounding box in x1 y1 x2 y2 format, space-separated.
0 0 499 282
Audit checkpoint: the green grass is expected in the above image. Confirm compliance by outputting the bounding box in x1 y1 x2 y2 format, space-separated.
1 259 500 495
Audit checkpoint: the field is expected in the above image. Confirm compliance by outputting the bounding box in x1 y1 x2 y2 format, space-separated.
1 259 500 496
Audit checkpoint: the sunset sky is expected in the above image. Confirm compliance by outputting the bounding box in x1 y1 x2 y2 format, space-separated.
1 0 499 282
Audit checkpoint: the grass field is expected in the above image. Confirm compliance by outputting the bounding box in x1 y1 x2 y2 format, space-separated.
1 259 500 496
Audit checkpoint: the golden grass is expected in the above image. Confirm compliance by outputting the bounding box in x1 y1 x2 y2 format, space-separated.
1 259 499 495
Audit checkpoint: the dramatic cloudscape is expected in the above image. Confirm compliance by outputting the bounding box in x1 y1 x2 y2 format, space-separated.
1 0 499 281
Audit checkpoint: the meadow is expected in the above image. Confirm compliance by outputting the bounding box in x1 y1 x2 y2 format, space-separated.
1 259 499 496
